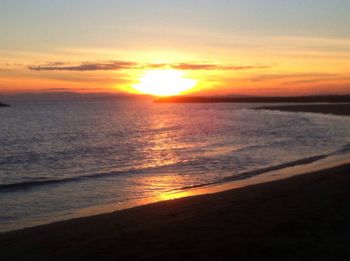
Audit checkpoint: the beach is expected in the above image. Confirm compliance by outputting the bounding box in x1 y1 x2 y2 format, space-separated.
2 0 350 258
2 0 350 259
1 104 349 260
1 162 349 260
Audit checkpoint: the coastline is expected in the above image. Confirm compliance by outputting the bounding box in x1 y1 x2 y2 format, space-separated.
256 103 350 116
1 161 350 260
2 102 349 233
2 151 347 233
1 104 350 260
155 95 350 103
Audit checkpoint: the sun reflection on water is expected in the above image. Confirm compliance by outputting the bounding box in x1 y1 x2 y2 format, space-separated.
134 111 195 197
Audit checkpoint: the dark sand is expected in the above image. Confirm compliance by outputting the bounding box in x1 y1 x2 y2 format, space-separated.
257 104 350 116
1 163 350 260
1 104 350 260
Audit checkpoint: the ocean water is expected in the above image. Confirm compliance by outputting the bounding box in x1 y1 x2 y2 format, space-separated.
1 99 350 231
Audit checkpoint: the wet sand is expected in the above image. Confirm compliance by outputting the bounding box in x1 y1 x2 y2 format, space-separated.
1 104 350 260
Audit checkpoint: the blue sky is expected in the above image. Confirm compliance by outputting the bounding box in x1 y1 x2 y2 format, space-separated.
1 0 349 50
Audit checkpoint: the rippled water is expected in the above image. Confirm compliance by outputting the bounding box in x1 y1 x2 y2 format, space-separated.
1 99 350 231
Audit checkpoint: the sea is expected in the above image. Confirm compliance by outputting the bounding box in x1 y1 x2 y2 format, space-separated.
1 99 350 231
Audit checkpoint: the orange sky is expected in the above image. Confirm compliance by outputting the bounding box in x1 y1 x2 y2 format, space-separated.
1 1 350 96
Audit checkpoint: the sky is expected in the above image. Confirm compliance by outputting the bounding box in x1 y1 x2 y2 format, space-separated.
1 0 350 96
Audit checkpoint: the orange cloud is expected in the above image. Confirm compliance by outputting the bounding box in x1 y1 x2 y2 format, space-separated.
28 61 138 71
172 63 269 71
28 61 270 72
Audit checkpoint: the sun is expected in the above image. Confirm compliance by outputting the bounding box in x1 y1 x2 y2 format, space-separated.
132 70 197 96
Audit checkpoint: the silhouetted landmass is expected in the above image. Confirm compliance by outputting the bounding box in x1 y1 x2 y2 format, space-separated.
257 104 350 116
156 95 350 103
0 102 10 107
0 92 152 103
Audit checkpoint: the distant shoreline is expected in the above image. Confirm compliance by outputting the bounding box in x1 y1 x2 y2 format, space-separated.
155 95 350 104
256 104 350 116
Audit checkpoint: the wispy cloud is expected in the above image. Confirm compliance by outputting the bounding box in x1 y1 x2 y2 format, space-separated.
172 63 269 70
248 73 339 83
28 61 270 72
28 61 138 71
0 68 14 72
285 75 350 85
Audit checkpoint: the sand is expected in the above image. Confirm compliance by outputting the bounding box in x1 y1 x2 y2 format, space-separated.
1 104 350 260
0 163 349 260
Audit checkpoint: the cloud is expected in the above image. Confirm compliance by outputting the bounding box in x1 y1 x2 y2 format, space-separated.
172 63 269 71
248 73 339 83
40 88 73 91
29 61 139 71
28 61 270 72
0 68 14 73
285 75 350 85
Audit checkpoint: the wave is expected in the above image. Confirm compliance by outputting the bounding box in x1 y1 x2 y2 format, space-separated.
175 154 329 190
175 143 350 191
333 143 350 155
0 167 163 192
1 144 350 193
0 176 83 191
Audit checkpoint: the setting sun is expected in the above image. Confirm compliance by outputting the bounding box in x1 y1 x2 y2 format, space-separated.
132 70 197 96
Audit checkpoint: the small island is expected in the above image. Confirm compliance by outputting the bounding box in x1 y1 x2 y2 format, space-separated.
0 102 10 107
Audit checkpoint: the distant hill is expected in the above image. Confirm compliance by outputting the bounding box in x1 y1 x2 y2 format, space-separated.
0 92 152 103
155 95 350 104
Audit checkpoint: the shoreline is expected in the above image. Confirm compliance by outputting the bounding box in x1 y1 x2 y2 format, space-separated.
256 103 350 116
1 160 350 260
155 95 350 103
1 151 348 233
